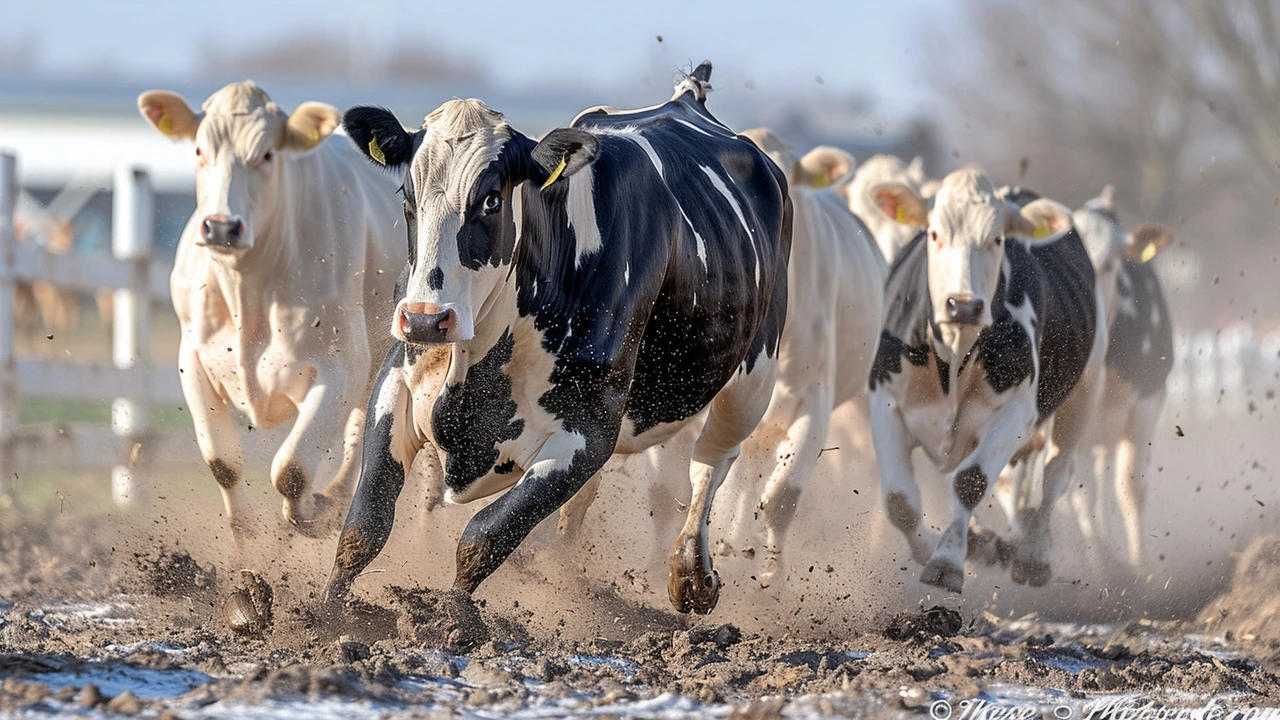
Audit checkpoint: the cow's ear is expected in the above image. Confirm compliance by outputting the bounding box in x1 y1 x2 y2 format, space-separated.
343 105 417 170
1127 222 1172 262
798 146 855 188
138 91 201 141
1008 198 1070 240
284 102 342 152
871 182 927 226
530 129 600 190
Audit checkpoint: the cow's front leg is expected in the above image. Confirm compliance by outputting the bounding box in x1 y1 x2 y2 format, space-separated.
179 348 256 545
274 370 356 537
922 400 1038 593
757 385 834 587
455 431 610 594
868 390 933 565
323 358 418 609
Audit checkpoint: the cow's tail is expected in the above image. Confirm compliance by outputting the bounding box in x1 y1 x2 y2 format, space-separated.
673 61 714 103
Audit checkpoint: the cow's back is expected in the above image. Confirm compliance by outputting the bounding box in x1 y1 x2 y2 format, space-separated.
525 95 790 437
1013 232 1098 419
1107 258 1174 396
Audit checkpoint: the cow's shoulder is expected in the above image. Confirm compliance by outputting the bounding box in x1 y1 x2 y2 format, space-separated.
1107 257 1174 395
871 232 932 391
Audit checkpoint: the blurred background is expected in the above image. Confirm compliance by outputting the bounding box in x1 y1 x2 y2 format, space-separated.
0 0 1277 624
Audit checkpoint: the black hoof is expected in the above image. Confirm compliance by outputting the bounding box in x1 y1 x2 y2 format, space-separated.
669 568 722 615
1012 558 1051 586
920 558 964 593
289 493 338 539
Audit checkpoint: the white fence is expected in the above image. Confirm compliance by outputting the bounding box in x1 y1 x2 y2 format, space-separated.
1169 325 1280 420
0 151 181 505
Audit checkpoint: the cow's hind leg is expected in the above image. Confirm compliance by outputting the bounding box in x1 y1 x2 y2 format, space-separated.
556 473 602 539
1116 390 1163 571
757 385 834 587
669 356 776 615
921 399 1037 593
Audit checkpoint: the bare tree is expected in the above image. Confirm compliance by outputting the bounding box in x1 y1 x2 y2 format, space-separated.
1192 1 1280 184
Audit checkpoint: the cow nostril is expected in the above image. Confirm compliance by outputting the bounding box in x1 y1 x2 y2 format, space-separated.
202 218 214 237
229 220 243 238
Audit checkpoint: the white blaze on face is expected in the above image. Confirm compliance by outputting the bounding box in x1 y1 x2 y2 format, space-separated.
926 170 1006 357
401 99 513 342
192 85 287 251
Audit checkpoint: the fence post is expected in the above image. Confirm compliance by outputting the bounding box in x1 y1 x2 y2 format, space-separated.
0 153 16 502
110 165 153 507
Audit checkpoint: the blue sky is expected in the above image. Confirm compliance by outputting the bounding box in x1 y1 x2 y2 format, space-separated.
3 0 958 116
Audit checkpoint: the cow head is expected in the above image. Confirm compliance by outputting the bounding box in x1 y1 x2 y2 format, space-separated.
850 154 930 263
343 99 595 344
138 82 340 253
874 169 1045 358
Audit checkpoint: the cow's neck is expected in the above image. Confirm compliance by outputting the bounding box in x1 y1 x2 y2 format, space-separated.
207 214 293 337
443 267 521 385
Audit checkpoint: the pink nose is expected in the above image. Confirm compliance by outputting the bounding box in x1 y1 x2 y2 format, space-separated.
398 302 456 344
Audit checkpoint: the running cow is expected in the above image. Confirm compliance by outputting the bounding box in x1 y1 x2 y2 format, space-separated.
996 185 1174 571
322 63 791 615
137 82 404 545
868 169 1106 592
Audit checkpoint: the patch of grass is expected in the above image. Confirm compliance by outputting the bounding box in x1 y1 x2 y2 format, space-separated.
19 399 191 431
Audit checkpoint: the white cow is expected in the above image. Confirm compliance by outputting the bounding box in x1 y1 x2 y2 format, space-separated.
138 81 405 544
843 154 928 264
733 129 888 585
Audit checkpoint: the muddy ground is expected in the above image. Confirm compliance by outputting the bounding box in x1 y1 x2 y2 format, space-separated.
1 397 1279 718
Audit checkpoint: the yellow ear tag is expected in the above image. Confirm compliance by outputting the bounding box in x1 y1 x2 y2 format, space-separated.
1032 221 1052 239
895 205 909 224
812 171 831 188
368 137 386 166
1139 242 1158 263
541 154 567 190
158 115 173 135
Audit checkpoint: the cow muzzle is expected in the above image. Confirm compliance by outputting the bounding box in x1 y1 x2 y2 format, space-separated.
199 214 246 249
945 295 985 325
396 301 458 345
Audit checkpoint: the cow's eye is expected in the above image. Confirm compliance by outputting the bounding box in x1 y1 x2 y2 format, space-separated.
928 229 939 243
483 191 502 215
262 151 274 164
993 235 1003 246
195 147 202 158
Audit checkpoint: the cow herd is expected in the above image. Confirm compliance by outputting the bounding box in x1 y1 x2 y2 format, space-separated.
135 62 1175 629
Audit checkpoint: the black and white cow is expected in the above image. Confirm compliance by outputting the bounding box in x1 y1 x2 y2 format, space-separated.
321 63 792 615
868 169 1107 592
995 185 1174 570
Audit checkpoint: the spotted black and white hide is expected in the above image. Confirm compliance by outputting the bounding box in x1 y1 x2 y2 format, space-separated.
321 62 792 616
997 186 1174 571
866 169 1107 593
